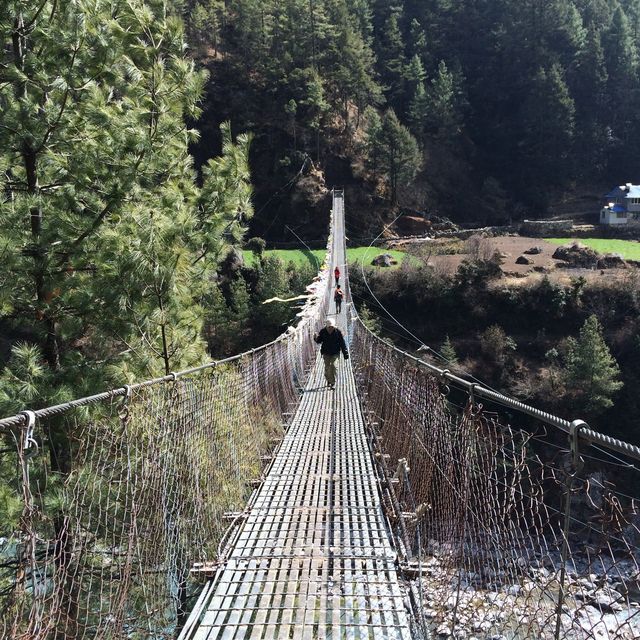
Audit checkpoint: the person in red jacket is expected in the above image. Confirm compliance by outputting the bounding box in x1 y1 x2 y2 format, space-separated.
334 266 340 286
314 318 349 389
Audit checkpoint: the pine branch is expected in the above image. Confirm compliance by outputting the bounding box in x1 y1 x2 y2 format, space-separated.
24 1 49 30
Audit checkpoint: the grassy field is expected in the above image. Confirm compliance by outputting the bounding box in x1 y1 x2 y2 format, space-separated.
547 238 640 260
242 248 325 269
242 247 411 269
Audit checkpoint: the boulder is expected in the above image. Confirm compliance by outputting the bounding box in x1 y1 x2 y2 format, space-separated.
552 242 599 268
371 253 398 267
590 589 625 613
524 246 543 255
613 572 640 602
596 253 627 269
396 215 430 236
516 255 533 265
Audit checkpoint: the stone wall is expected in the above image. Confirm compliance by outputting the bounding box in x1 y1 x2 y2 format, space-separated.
519 219 573 236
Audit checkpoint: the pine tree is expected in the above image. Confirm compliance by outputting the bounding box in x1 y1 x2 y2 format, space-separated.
0 0 217 390
303 67 330 160
370 109 421 204
408 18 428 62
345 0 374 44
563 315 623 414
576 0 614 28
229 0 268 66
186 0 226 53
408 81 429 142
0 6 253 627
324 0 381 131
402 0 452 64
440 335 459 366
425 60 466 138
628 0 640 38
363 106 384 174
603 5 640 168
570 26 609 176
403 54 426 127
377 8 407 110
518 64 575 198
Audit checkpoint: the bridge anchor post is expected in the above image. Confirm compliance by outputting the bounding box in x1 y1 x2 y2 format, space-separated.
554 419 586 640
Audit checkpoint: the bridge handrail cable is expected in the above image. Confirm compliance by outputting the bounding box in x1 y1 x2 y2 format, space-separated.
0 335 290 430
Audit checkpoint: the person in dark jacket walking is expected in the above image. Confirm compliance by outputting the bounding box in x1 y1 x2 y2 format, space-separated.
314 318 349 389
334 266 340 286
334 285 344 313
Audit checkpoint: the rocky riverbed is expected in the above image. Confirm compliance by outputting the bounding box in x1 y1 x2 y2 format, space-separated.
415 553 640 639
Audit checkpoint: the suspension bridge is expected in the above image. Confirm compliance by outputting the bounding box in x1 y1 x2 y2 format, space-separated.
1 191 640 639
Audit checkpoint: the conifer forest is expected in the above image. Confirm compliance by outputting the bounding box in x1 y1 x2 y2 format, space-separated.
2 0 640 445
2 1 640 637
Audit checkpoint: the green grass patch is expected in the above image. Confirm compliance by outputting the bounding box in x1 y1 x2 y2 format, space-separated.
242 248 325 269
547 238 640 260
242 247 412 269
346 247 412 267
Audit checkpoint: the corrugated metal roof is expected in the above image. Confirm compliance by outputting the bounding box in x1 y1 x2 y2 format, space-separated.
604 184 640 199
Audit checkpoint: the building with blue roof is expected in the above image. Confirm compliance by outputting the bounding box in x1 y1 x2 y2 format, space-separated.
600 183 640 225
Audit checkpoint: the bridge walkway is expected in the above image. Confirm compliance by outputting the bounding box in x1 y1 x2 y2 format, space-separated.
179 193 412 639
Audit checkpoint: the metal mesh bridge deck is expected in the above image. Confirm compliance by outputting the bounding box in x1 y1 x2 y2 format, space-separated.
179 192 412 639
179 356 412 639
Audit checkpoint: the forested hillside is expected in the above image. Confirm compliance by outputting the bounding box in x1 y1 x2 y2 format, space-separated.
3 1 639 412
183 0 640 233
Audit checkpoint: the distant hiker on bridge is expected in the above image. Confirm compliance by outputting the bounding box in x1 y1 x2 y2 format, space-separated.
334 266 340 286
314 318 348 389
334 285 344 314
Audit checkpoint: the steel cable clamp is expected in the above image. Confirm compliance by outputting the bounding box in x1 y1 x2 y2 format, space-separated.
439 369 451 396
18 410 38 458
119 385 132 420
569 419 587 474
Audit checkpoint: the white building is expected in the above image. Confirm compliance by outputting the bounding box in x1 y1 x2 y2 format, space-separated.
600 183 640 225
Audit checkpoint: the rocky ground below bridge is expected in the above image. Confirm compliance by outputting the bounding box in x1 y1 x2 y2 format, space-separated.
413 551 640 639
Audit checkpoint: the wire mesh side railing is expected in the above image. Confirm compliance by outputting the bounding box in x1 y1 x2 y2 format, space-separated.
0 231 333 639
0 338 313 638
350 318 640 640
